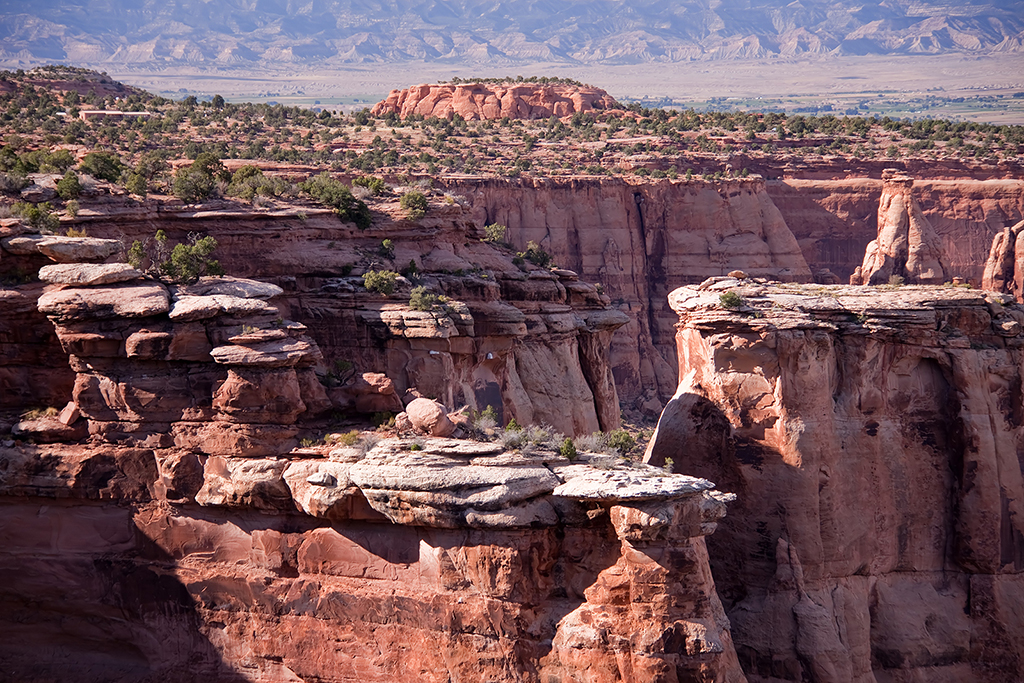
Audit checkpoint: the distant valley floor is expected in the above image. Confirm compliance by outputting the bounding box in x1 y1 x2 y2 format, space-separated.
97 53 1024 123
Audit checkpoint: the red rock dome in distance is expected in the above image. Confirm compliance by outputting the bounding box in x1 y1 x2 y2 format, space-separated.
371 82 619 120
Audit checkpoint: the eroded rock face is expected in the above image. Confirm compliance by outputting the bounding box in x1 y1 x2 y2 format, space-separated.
0 437 746 683
982 218 1024 302
649 279 1024 682
850 170 949 285
446 175 812 413
36 275 328 454
371 82 617 121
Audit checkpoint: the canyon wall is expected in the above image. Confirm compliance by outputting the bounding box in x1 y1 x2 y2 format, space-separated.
450 176 812 413
767 177 1024 284
647 278 1024 682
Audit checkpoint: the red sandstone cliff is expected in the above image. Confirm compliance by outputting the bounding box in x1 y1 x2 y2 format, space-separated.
371 83 617 121
647 277 1024 681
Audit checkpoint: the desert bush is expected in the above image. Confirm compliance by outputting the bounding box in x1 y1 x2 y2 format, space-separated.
519 240 551 267
400 190 428 219
78 151 123 182
13 201 59 233
499 428 525 450
604 429 636 456
719 291 744 309
300 172 371 228
227 164 288 200
173 165 215 203
353 175 387 195
379 238 395 259
55 170 81 199
64 199 79 218
127 230 223 283
363 269 397 295
559 437 578 460
572 432 606 454
408 285 438 311
483 222 506 243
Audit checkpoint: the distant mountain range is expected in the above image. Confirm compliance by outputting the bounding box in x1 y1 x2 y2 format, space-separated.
1 0 1023 68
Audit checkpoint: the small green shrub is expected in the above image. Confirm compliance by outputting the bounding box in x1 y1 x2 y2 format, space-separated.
379 238 395 259
505 417 522 432
363 269 398 295
719 291 744 309
483 223 507 242
78 151 122 182
13 201 59 233
335 430 361 446
373 411 396 429
22 406 59 420
559 437 578 461
300 172 372 229
64 199 79 218
55 170 81 199
400 191 428 219
353 175 387 195
409 285 438 311
605 429 636 456
127 230 223 284
160 235 223 283
519 240 551 267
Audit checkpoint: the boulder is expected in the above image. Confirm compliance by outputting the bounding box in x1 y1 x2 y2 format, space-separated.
405 397 455 436
169 294 276 321
36 236 121 263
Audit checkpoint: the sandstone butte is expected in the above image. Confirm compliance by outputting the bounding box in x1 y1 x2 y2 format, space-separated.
371 82 618 121
1 164 1024 682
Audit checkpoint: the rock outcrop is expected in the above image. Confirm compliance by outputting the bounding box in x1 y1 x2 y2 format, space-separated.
982 218 1024 302
34 271 331 454
648 277 1024 681
372 83 617 121
0 434 746 682
849 170 949 285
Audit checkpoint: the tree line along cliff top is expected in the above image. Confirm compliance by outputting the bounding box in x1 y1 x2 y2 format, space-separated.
1 66 1022 217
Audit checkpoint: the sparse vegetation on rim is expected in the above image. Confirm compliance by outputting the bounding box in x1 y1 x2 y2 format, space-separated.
0 65 1019 224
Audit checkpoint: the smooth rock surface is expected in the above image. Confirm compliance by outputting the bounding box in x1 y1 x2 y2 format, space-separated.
38 263 144 285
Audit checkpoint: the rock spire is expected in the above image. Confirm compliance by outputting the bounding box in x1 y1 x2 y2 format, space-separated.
850 170 947 285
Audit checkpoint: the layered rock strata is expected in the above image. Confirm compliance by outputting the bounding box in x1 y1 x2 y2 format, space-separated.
648 277 1024 681
372 83 617 120
982 218 1024 302
31 268 329 454
0 434 746 682
850 170 949 285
